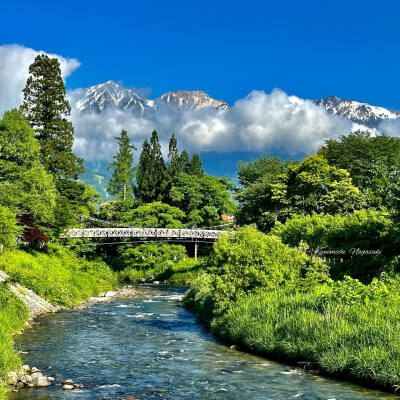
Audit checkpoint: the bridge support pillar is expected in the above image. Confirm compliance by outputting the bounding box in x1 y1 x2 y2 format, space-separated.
194 242 198 261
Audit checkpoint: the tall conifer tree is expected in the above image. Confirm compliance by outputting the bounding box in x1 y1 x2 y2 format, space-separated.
106 130 136 202
21 54 83 179
135 131 167 202
188 153 204 176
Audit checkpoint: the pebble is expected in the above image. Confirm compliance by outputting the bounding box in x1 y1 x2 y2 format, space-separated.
63 384 75 390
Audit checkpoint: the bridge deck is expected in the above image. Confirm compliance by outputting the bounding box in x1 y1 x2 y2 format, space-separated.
62 227 228 241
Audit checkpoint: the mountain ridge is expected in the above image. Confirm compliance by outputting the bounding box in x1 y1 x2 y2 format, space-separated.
71 80 400 128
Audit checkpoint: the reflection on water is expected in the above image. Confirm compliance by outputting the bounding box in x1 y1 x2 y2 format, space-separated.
8 285 399 400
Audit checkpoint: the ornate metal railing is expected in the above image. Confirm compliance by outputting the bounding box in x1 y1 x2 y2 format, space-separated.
61 227 228 241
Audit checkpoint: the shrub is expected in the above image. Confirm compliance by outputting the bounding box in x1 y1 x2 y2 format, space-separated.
272 210 395 282
202 226 328 316
0 207 21 249
0 245 117 307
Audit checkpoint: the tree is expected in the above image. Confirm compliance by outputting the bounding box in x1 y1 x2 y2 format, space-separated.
0 109 57 224
0 206 22 249
318 131 400 209
169 173 236 227
122 202 186 228
21 54 83 179
235 155 296 230
135 130 166 202
236 154 363 231
188 153 204 176
106 130 136 202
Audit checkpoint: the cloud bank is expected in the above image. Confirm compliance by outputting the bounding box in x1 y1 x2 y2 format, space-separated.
0 44 80 115
0 44 367 161
69 89 364 160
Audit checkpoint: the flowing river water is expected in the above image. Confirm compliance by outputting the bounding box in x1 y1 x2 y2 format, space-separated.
9 285 399 400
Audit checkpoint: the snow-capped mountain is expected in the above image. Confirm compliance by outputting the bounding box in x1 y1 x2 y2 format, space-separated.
75 80 154 114
315 96 399 128
158 90 229 110
74 81 228 114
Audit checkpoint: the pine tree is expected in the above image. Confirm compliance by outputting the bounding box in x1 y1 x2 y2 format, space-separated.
135 131 166 202
106 130 136 202
188 153 204 176
178 150 191 173
167 133 184 178
21 54 83 179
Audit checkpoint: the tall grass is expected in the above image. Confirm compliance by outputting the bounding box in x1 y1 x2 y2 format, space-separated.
212 282 400 391
0 245 117 307
0 284 29 398
118 258 202 286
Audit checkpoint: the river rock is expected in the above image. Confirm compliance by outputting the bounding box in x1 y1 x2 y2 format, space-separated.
20 374 33 384
6 371 18 385
32 375 51 387
153 281 160 285
139 278 146 283
63 384 75 390
62 379 74 384
21 365 31 374
104 291 117 298
31 367 41 373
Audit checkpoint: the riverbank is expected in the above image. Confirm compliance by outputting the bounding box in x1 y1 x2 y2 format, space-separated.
183 227 400 395
0 245 118 399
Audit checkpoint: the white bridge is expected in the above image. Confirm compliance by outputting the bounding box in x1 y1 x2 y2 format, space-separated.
62 227 227 242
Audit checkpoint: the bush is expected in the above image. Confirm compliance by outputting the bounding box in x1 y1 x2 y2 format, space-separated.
0 245 117 307
205 227 328 315
272 210 395 282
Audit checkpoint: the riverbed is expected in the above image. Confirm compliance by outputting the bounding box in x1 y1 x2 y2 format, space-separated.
9 285 399 400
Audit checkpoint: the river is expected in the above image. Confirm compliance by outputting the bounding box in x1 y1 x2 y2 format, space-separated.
9 285 399 400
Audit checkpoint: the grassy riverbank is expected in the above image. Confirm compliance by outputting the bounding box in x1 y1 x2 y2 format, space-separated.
0 246 117 398
184 227 400 393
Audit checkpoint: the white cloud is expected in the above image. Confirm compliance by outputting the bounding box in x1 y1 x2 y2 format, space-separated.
378 118 400 137
0 44 80 115
70 89 366 160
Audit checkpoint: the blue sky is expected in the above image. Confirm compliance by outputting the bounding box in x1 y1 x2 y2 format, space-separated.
2 0 400 109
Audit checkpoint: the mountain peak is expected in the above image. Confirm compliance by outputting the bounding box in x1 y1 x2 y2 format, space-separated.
315 96 398 127
159 90 229 110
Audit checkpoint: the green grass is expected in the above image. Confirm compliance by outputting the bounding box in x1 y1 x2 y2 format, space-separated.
118 258 203 286
0 245 117 307
0 284 29 399
211 283 400 391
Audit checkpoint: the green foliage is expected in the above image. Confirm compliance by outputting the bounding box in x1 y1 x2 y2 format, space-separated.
21 54 83 179
319 131 400 209
0 245 116 307
0 285 29 394
107 130 136 202
135 130 166 203
235 155 296 230
188 153 204 176
0 109 57 224
272 210 395 282
211 276 400 391
200 227 328 316
122 202 186 228
118 242 186 271
169 173 236 227
236 154 363 231
0 207 21 249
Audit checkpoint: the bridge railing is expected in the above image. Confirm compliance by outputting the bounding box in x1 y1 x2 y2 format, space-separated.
61 227 228 241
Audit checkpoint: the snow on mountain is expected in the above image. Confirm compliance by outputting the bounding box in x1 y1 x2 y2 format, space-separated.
75 80 154 114
315 96 398 128
158 90 229 110
74 81 228 114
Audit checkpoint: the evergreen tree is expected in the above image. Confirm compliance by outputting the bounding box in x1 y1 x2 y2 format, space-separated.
188 153 204 176
21 54 83 179
135 131 166 202
107 130 136 202
178 150 191 173
166 133 181 178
